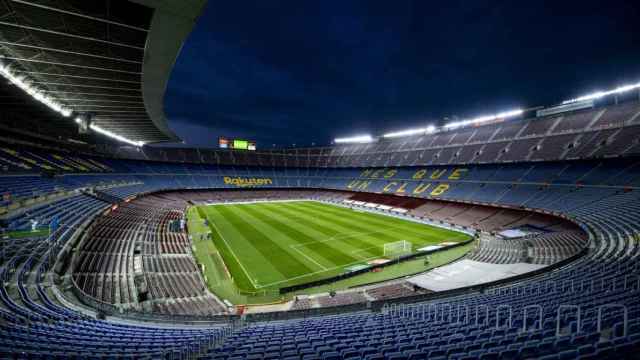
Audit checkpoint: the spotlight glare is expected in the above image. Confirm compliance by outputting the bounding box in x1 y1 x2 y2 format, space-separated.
89 124 145 147
562 82 640 104
444 109 524 129
334 135 374 144
383 126 436 138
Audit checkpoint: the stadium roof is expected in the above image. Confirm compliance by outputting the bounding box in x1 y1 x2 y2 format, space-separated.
0 0 206 144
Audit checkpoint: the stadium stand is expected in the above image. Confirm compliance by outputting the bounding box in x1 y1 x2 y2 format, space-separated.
2 110 640 358
0 193 230 358
1 0 639 356
60 100 640 167
4 127 640 356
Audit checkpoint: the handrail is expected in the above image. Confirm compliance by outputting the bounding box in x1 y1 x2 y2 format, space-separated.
556 305 581 337
522 305 543 332
624 275 639 291
597 304 628 338
456 304 470 325
475 304 489 326
496 305 512 329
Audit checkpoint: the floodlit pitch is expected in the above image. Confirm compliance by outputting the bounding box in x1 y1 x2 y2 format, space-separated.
188 201 470 295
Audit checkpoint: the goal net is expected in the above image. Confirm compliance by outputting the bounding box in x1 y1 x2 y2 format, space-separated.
383 240 412 258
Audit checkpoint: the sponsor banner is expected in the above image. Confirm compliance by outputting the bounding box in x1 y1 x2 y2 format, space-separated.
536 100 593 117
367 259 391 265
344 264 370 272
223 176 273 187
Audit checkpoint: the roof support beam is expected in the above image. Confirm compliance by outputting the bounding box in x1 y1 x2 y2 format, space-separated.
94 115 150 118
0 56 141 74
12 71 140 84
39 90 142 98
59 99 144 104
0 41 142 64
71 105 146 109
31 81 141 91
10 0 149 32
78 110 147 113
94 125 160 128
0 21 144 50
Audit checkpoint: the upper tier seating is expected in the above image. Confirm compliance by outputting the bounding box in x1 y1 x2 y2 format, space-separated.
2 102 640 178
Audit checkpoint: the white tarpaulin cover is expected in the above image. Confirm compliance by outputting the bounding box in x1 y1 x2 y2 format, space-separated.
499 229 532 238
408 260 546 292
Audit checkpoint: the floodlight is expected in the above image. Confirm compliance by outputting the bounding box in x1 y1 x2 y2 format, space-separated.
383 126 436 138
0 60 71 117
334 135 374 144
444 109 523 129
90 124 145 147
562 82 640 104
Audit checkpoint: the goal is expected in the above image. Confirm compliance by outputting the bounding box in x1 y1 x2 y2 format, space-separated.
383 240 412 258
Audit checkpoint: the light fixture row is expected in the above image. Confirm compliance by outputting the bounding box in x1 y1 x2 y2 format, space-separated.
1 58 144 147
335 78 640 144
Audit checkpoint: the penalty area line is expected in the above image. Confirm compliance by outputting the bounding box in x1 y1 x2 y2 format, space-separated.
290 245 328 271
350 246 382 260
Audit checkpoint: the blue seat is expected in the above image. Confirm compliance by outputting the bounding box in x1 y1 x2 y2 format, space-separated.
428 349 447 357
558 350 577 360
498 349 519 360
407 352 427 360
539 355 558 360
614 343 634 356
364 354 384 360
479 352 499 360
578 344 595 356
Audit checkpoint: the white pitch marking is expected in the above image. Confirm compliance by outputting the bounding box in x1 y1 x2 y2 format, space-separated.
350 246 382 260
254 255 381 289
290 245 328 271
199 200 470 290
205 213 260 289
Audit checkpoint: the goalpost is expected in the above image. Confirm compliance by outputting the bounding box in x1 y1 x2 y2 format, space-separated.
383 240 412 258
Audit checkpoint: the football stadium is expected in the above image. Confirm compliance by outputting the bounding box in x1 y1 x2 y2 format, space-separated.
0 0 639 359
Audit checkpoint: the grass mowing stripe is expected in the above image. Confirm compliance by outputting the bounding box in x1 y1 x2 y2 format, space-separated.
294 202 470 251
220 206 316 279
196 201 472 297
280 202 434 249
277 202 395 256
282 202 428 248
198 206 262 290
246 204 358 267
188 208 228 285
299 201 439 234
258 203 371 257
204 206 288 290
229 205 331 271
300 201 468 243
301 201 458 238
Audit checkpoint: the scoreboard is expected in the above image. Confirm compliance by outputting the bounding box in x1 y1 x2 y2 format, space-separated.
219 137 256 151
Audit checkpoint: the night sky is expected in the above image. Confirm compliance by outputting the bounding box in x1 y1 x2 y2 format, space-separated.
163 0 640 149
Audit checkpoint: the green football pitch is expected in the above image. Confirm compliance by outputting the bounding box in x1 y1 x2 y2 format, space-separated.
187 201 470 299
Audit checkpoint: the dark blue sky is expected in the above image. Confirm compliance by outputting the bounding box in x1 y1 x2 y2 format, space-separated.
163 0 640 149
